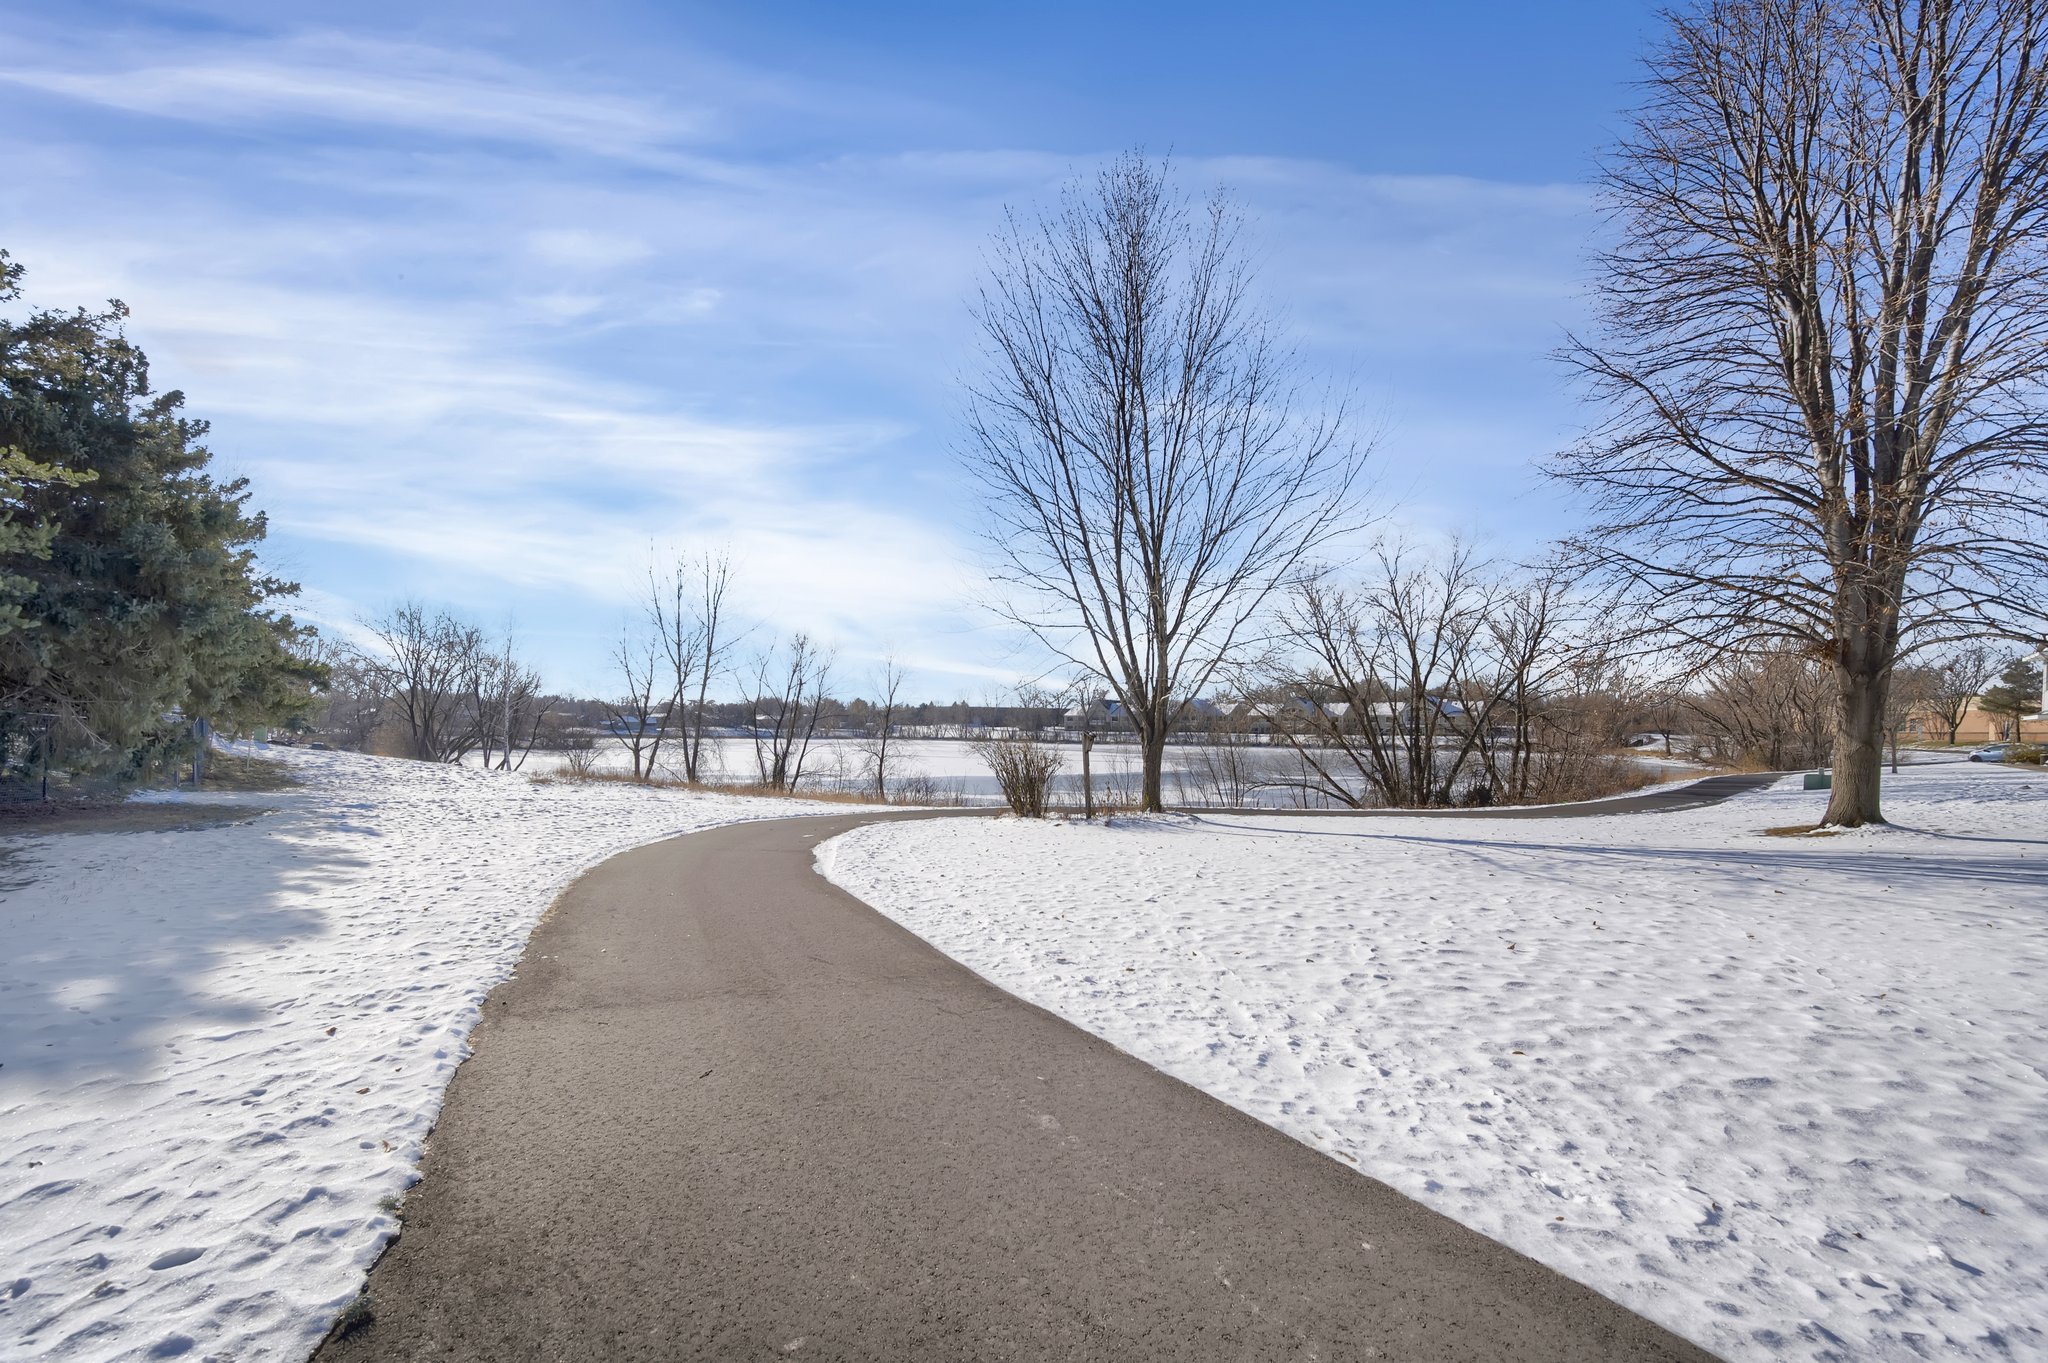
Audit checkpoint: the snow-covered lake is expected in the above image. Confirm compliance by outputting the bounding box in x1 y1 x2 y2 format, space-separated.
474 733 1700 808
819 763 2048 1363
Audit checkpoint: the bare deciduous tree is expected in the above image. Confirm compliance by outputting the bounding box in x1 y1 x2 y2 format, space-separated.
966 151 1364 812
1686 648 1837 770
1884 661 1941 769
649 550 737 785
1473 570 1641 805
468 633 547 772
606 621 668 780
750 633 832 790
1924 643 1998 742
684 552 736 783
1255 545 1645 809
1557 0 2048 826
362 602 483 762
312 652 385 752
857 654 907 800
1260 543 1501 809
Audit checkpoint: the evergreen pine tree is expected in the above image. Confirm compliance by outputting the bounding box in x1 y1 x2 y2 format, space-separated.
0 249 322 775
1978 657 2044 742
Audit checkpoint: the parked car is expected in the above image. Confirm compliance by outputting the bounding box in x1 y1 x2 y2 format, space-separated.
1969 743 2011 762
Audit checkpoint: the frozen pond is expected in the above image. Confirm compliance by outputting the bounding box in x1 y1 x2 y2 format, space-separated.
467 734 1699 809
472 734 1226 805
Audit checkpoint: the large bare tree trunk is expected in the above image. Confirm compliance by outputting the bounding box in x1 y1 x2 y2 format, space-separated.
1558 0 2048 827
1824 566 1904 823
1139 714 1167 812
1827 657 1891 825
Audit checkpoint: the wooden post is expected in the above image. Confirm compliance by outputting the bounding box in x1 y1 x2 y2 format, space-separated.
1081 730 1095 821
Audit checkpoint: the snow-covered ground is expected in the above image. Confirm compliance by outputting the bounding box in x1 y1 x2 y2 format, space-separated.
0 747 863 1363
818 763 2048 1363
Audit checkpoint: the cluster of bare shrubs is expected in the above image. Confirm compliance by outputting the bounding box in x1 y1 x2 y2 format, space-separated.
309 603 562 769
973 734 1063 817
1678 651 1835 771
1666 644 2002 773
1241 543 1654 810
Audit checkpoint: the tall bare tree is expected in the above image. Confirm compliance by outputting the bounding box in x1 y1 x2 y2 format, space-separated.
362 602 482 762
645 559 703 780
1924 642 1998 741
678 552 736 783
1557 0 2048 825
1260 543 1501 808
1687 648 1838 769
1256 544 1637 808
606 621 668 780
311 651 385 751
1472 567 1636 805
749 632 832 790
469 632 547 772
966 152 1364 812
857 654 908 800
1884 660 1941 767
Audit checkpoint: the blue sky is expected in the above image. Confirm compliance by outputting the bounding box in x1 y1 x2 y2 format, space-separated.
0 1 1662 699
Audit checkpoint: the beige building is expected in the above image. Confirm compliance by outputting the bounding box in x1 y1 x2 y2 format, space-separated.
1903 648 2048 744
1903 700 2048 745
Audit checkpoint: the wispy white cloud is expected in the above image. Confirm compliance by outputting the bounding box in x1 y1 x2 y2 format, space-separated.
1 31 706 158
0 17 1599 694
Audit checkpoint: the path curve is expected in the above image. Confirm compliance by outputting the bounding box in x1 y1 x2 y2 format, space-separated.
314 783 1766 1361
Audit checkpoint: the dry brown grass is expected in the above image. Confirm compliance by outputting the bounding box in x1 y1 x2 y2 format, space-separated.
194 750 300 791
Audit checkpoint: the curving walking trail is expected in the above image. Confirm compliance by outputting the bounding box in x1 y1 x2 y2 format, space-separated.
317 778 1778 1362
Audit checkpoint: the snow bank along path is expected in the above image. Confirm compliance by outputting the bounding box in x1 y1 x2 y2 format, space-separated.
819 764 2048 1363
0 747 863 1363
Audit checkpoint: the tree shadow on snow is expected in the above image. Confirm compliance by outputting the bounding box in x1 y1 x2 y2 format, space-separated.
1204 821 2048 894
0 802 371 1090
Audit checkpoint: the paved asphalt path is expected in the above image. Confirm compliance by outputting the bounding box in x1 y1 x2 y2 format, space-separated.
317 783 1773 1362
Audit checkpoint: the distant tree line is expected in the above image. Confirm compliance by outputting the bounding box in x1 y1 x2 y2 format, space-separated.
308 574 1069 799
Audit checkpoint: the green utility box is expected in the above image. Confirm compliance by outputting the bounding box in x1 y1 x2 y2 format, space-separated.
1804 771 1832 790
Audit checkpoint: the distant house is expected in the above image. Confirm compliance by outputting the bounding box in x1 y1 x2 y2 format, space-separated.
1233 695 1344 737
1057 695 1236 736
1236 693 1490 740
1061 697 1129 731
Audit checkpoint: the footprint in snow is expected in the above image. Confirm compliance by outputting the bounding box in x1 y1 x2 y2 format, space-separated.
148 1248 203 1271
